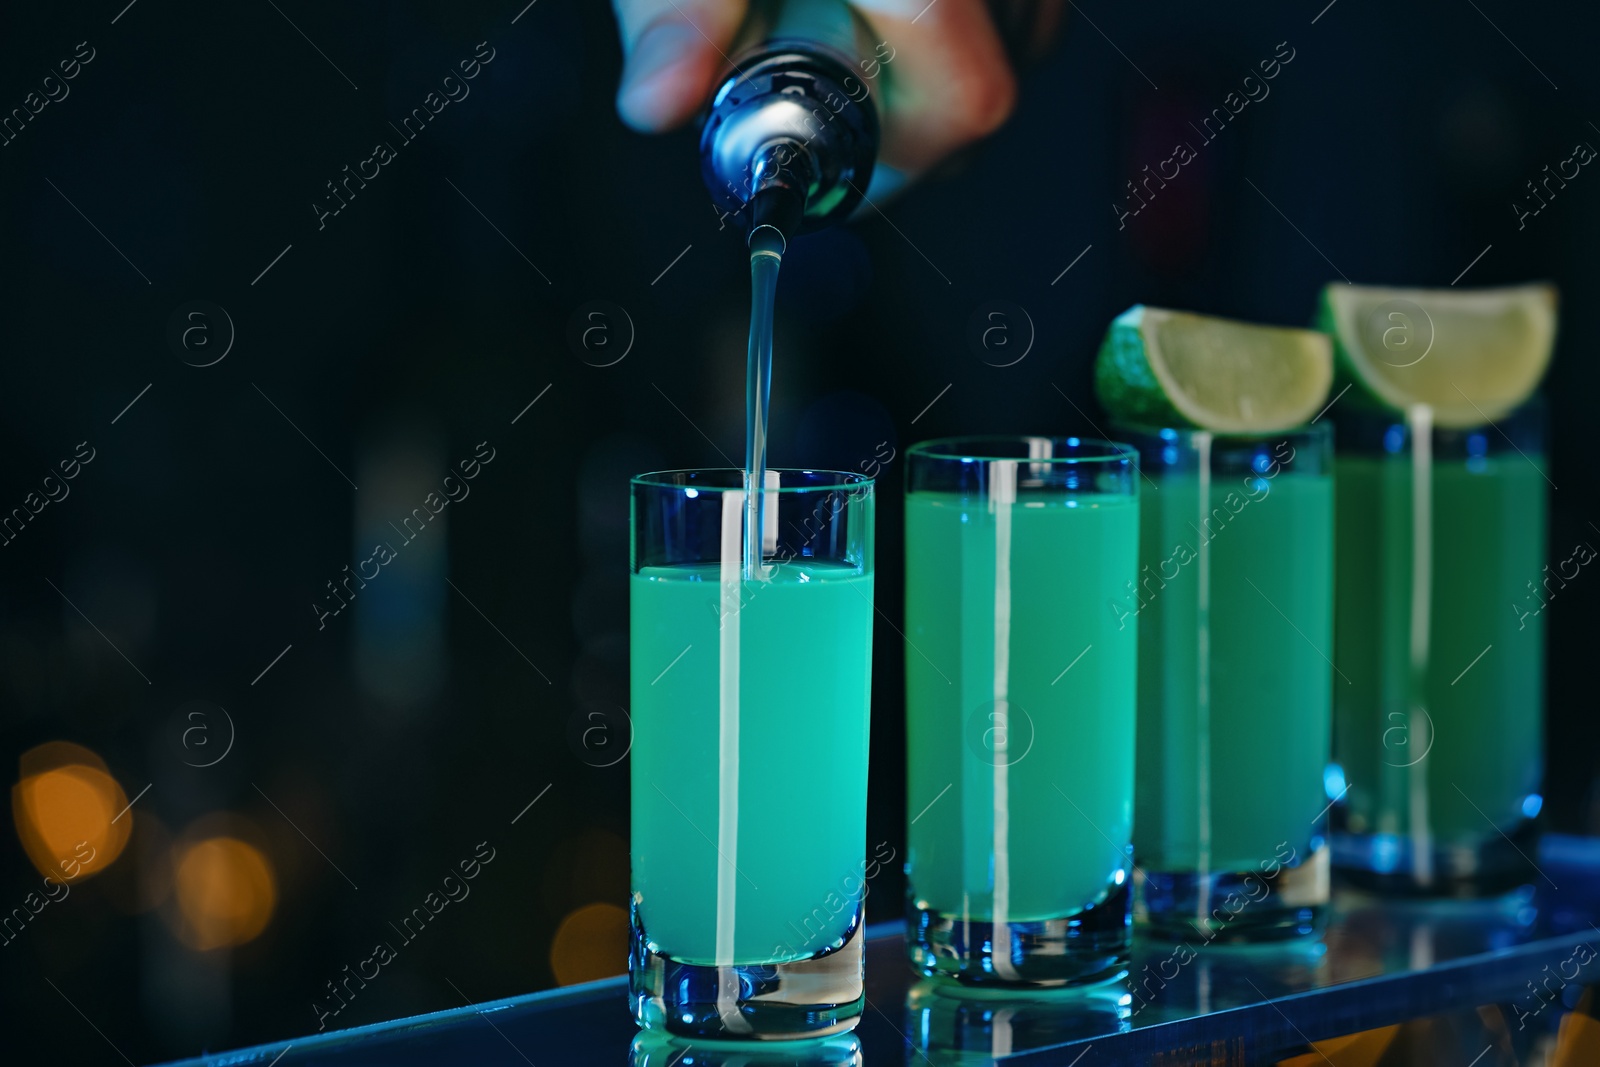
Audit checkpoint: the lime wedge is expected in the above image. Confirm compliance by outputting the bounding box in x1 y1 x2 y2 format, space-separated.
1094 305 1333 433
1315 283 1557 428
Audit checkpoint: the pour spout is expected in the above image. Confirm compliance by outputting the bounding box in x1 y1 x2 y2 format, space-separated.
746 140 810 247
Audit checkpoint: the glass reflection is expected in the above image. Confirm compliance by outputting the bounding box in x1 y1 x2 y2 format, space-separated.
629 1030 863 1067
1128 935 1329 1022
904 977 1130 1063
1329 889 1538 980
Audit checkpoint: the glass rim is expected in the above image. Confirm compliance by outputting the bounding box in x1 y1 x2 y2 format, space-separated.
630 468 873 493
1108 419 1332 446
906 435 1136 464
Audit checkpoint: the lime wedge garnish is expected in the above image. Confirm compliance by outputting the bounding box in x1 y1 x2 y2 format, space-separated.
1315 283 1557 428
1094 305 1333 433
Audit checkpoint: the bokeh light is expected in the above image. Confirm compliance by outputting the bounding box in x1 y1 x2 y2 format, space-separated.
12 741 132 881
548 902 629 985
171 836 277 951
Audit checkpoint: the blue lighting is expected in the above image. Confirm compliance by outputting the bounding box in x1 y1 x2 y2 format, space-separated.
1467 432 1491 474
1068 436 1081 447
1252 453 1272 474
1324 763 1347 801
684 488 699 499
1521 793 1544 819
1370 833 1401 874
1162 446 1179 466
1159 427 1178 442
1384 425 1406 454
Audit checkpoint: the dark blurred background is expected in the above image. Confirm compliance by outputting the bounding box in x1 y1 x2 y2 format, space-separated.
2 0 1598 1061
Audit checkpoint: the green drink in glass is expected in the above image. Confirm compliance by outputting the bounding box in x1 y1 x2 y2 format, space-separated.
905 437 1138 986
1117 423 1333 941
1316 282 1556 893
631 469 874 1037
1331 404 1547 891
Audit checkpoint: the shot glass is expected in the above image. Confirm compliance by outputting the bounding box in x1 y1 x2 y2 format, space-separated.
904 437 1138 985
1330 401 1548 894
630 469 875 1038
1115 423 1334 942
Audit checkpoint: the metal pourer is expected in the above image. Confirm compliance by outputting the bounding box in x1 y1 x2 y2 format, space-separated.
699 0 881 243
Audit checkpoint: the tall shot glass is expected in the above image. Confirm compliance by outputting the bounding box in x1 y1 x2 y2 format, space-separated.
630 469 875 1038
904 437 1139 985
1331 402 1548 894
1116 423 1334 942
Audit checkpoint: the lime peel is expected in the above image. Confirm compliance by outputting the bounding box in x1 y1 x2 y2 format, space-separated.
1315 282 1556 429
1095 305 1334 433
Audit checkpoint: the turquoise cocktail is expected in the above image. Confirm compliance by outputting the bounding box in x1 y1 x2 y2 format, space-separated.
1331 403 1547 892
1117 423 1333 941
905 437 1138 985
631 469 874 1038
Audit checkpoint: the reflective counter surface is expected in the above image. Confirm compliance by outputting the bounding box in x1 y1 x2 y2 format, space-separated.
159 835 1600 1066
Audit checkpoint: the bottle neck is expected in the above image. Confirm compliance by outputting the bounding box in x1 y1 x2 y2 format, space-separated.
699 49 879 237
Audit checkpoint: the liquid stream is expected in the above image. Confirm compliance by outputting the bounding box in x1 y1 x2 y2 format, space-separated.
744 227 783 580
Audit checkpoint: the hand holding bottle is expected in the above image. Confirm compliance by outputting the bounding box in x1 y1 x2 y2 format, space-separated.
612 0 1024 195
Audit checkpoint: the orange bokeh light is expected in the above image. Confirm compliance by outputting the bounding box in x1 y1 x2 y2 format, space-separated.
549 902 629 986
12 743 131 882
172 836 277 951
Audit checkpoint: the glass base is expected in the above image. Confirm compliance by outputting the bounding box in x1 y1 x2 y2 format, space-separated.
907 879 1131 987
1137 844 1330 943
630 904 864 1040
1330 818 1540 897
